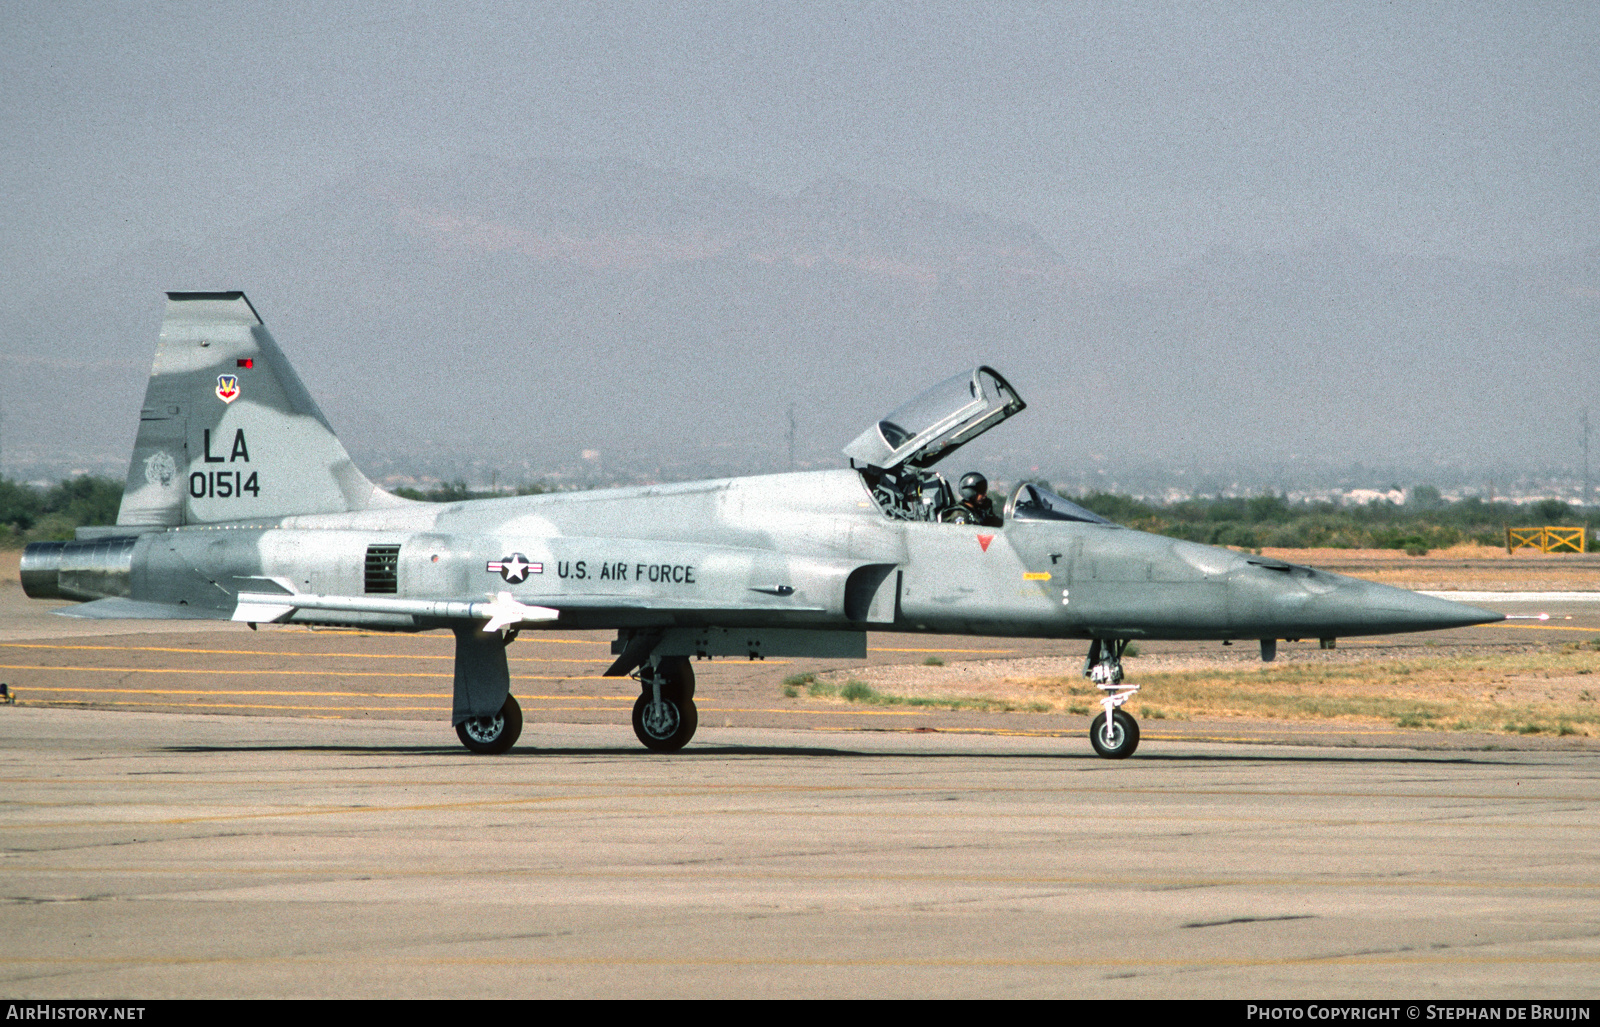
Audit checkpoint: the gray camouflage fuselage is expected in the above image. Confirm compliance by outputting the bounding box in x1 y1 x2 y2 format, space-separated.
30 466 1491 643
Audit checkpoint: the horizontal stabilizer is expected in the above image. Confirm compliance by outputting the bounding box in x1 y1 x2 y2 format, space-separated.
57 598 229 620
232 601 296 624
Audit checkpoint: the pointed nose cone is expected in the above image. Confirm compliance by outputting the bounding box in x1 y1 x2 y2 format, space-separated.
1327 580 1506 635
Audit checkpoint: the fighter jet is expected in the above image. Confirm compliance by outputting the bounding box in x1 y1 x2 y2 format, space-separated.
21 292 1503 758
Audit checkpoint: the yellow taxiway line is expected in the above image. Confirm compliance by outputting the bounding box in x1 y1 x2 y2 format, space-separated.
0 663 615 680
869 647 1016 653
4 685 644 700
0 953 1589 970
0 642 611 663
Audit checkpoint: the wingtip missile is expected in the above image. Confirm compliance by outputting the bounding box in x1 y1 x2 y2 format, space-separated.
480 591 560 634
230 589 559 631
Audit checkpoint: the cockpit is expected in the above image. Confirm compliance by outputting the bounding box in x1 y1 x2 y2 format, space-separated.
1007 482 1112 524
844 366 1031 525
843 366 1116 527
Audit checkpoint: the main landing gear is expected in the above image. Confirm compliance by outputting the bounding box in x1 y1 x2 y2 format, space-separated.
451 625 523 755
456 694 523 755
632 656 698 752
1084 638 1139 759
449 629 699 756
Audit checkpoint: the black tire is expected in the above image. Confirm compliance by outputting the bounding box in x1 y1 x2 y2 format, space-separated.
632 692 698 752
455 694 523 755
1089 709 1139 759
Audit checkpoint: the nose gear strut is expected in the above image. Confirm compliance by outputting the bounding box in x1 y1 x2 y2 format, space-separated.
1083 638 1140 758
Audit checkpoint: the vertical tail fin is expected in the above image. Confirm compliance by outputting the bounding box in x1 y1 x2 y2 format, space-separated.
116 292 406 526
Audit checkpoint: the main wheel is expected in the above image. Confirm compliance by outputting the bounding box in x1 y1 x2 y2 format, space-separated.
455 694 523 755
1089 709 1139 759
632 691 698 752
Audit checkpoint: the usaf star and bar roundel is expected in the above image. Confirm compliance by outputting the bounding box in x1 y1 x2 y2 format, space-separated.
487 553 542 583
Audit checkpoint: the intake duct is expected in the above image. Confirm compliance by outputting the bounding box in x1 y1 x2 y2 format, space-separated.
20 537 138 601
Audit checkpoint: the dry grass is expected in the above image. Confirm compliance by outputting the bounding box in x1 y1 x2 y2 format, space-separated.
1254 545 1599 591
1260 544 1522 562
817 645 1600 736
1091 647 1600 736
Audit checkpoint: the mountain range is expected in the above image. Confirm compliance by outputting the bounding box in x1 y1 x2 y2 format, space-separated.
3 157 1595 486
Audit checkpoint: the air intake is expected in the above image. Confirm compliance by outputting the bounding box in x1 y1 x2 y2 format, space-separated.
364 544 400 594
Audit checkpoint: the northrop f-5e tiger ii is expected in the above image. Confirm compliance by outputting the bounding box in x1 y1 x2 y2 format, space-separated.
22 292 1504 758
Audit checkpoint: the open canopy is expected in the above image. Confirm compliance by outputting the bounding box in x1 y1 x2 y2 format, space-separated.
842 366 1025 472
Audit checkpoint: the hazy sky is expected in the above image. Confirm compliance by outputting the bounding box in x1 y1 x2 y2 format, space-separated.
5 0 1597 289
3 2 1598 486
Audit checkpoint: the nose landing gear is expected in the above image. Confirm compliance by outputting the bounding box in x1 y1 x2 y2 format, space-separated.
1084 639 1140 759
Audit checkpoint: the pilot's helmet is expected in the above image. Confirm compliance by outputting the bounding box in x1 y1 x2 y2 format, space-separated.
959 472 988 501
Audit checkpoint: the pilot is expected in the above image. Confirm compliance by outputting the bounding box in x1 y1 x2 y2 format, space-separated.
942 472 1003 527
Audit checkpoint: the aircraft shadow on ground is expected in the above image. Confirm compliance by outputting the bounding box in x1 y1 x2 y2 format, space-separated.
158 742 1548 767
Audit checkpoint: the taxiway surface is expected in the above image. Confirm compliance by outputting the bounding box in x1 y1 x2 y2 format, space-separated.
2 709 1596 999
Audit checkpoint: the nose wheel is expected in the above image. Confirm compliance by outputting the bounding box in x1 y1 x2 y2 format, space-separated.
1089 708 1139 759
1084 639 1140 759
632 656 698 752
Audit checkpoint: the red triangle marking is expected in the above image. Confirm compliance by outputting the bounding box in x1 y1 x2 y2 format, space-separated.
977 534 994 552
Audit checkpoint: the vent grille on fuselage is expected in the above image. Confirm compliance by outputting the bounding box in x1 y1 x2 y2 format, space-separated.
364 544 400 594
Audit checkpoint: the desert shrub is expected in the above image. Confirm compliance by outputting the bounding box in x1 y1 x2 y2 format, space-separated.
840 680 874 702
0 475 123 546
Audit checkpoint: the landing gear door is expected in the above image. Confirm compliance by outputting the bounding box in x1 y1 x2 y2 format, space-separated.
842 366 1025 473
